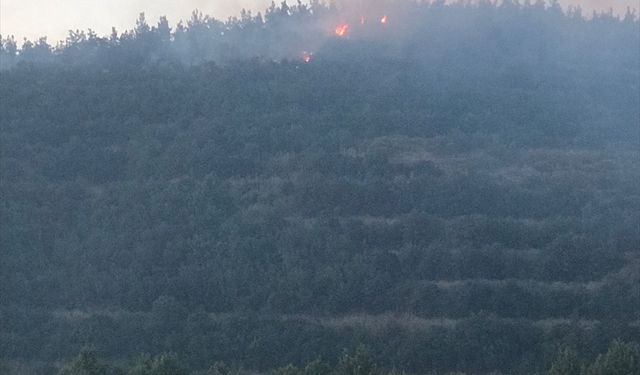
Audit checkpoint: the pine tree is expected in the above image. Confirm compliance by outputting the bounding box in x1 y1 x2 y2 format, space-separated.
585 340 639 375
548 347 581 375
59 350 108 375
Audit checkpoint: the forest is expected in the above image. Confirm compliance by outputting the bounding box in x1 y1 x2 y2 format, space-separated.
0 1 639 374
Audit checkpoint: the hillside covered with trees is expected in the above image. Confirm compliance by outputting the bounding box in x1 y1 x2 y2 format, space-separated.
0 1 639 374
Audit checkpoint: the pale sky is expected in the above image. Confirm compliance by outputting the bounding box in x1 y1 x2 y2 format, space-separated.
1 0 638 43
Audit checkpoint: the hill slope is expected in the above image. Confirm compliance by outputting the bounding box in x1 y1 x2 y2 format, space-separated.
1 2 639 374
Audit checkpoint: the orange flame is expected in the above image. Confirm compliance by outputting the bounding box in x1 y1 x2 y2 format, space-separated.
302 51 312 63
335 24 349 37
380 15 388 24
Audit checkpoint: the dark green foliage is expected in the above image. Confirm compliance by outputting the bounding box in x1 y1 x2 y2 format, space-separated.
274 364 305 375
127 353 188 375
0 1 638 375
208 362 240 375
303 359 332 375
59 351 108 375
548 347 581 375
584 341 639 375
336 347 379 375
52 343 639 375
273 348 379 375
546 340 640 375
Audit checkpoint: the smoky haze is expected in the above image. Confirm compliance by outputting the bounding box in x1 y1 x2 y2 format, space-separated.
0 0 637 42
0 0 639 373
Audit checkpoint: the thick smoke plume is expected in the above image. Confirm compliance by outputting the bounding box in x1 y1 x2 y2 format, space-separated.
1 0 638 69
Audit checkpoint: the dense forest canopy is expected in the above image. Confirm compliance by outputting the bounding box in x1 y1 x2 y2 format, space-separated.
0 1 639 374
2 0 639 68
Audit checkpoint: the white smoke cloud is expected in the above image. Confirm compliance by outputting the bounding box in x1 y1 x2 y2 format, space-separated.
0 0 636 43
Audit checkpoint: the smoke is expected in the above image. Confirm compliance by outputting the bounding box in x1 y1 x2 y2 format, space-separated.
0 0 273 43
1 0 636 42
1 0 637 72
